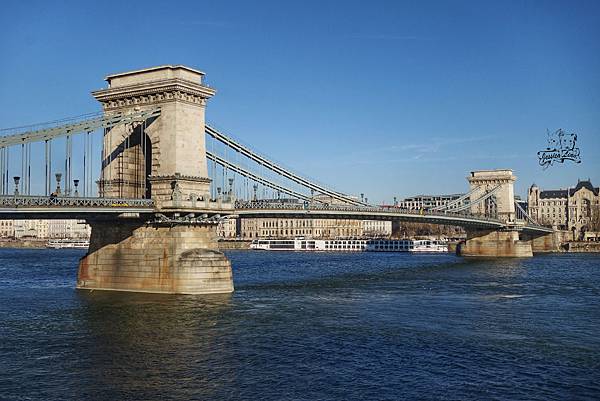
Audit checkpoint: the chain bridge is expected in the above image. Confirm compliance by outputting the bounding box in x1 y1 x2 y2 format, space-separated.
0 65 556 294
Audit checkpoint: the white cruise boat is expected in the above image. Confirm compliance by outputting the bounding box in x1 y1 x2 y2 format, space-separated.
410 239 448 253
250 239 368 252
250 238 448 253
46 239 90 249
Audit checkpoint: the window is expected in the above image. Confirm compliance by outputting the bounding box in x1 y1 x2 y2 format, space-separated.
583 199 591 218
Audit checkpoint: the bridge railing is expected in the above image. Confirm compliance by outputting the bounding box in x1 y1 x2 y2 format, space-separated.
0 195 155 209
234 200 504 223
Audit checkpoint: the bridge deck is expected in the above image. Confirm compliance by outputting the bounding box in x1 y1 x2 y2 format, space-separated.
0 195 155 219
234 202 554 234
0 196 554 235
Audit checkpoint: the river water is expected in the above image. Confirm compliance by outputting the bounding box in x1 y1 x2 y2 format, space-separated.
0 249 599 400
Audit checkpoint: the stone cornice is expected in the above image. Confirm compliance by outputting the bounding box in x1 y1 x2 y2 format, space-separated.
149 174 212 184
93 77 215 100
92 78 216 110
468 177 516 184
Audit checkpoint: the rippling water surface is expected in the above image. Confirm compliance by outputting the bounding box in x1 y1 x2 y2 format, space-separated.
0 249 599 400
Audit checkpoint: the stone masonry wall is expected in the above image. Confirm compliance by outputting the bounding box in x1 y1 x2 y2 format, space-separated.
457 229 533 257
78 220 233 294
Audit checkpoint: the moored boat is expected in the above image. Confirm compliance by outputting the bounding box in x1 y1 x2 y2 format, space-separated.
46 239 90 249
249 238 448 253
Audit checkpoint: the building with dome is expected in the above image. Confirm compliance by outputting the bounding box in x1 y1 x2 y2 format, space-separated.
528 180 600 240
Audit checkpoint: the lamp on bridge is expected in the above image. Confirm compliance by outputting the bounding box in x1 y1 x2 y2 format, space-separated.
13 176 20 196
217 186 222 200
228 178 234 196
73 179 80 197
55 173 62 196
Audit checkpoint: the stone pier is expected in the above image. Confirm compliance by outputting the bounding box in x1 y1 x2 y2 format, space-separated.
457 229 533 257
77 65 234 294
524 231 560 253
78 219 233 294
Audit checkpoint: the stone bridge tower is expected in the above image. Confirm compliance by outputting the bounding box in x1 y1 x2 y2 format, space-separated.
93 65 214 205
77 66 234 295
467 169 516 223
458 169 532 257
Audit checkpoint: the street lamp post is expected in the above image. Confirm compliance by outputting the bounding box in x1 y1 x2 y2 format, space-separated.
55 173 62 196
228 178 234 200
13 177 20 196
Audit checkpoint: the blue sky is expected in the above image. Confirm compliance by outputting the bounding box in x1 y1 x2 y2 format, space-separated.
0 0 599 202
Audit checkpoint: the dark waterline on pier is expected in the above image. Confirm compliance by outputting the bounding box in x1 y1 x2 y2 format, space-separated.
0 249 599 400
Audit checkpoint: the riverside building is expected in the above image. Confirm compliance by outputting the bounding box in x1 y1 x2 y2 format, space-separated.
528 179 600 240
0 219 90 239
0 220 14 238
238 217 368 239
398 193 466 211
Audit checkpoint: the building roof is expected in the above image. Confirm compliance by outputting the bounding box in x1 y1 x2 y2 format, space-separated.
570 180 599 196
539 180 599 199
540 190 567 199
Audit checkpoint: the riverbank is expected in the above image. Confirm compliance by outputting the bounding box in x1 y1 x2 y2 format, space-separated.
563 241 600 253
4 237 598 253
218 239 252 250
0 239 47 249
449 240 600 254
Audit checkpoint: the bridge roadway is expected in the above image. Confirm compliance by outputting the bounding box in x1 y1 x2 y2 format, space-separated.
235 201 553 234
0 196 553 235
0 195 155 220
233 201 554 235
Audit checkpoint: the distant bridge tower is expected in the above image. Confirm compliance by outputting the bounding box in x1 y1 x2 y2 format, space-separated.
467 169 516 223
458 169 531 257
93 65 215 205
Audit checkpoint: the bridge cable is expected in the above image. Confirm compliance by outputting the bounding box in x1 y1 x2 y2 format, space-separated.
515 201 538 225
0 147 4 195
449 185 502 213
27 143 31 195
48 141 52 195
430 187 478 211
206 151 325 203
0 147 3 195
205 125 366 206
142 120 146 199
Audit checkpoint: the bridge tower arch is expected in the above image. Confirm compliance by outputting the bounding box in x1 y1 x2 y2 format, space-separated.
467 169 516 223
93 65 215 205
